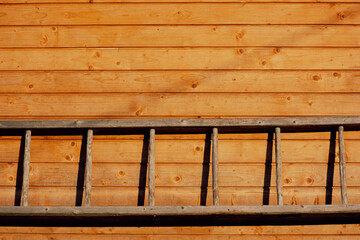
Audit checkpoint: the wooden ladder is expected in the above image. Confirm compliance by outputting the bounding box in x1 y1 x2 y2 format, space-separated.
0 117 359 226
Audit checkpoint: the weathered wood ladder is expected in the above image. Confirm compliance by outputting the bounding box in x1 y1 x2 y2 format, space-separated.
0 117 360 226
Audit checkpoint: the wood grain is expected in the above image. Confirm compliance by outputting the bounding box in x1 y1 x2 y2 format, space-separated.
1 71 360 93
1 4 359 25
2 26 360 48
0 162 359 187
0 224 359 235
1 48 360 70
1 93 360 118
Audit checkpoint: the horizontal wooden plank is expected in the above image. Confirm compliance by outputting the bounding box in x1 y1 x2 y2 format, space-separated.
1 48 360 70
2 25 360 48
0 224 360 235
1 138 360 163
2 132 360 140
1 93 360 118
0 235 359 240
1 71 360 93
1 4 359 25
1 162 359 187
2 0 360 2
1 185 360 207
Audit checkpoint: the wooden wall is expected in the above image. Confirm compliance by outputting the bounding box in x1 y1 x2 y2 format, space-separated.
1 0 360 239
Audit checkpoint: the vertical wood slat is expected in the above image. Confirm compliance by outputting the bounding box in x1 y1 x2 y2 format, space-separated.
84 129 93 207
148 128 155 207
338 126 348 205
212 127 219 206
275 127 283 206
21 130 31 207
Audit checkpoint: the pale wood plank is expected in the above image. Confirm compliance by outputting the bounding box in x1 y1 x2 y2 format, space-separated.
2 48 360 70
1 71 360 93
1 4 359 25
1 224 360 235
1 93 360 118
2 26 360 48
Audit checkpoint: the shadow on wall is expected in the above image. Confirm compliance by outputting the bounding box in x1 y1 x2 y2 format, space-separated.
13 131 338 206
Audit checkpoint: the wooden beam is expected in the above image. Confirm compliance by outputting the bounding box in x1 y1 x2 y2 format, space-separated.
21 130 31 207
0 205 360 217
85 129 93 207
275 127 283 205
338 126 348 204
212 127 219 206
148 128 155 206
1 117 360 130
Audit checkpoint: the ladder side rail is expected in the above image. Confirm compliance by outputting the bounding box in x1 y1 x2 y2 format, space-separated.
148 129 156 206
84 129 93 207
338 126 348 204
212 127 219 206
21 130 31 207
275 127 283 206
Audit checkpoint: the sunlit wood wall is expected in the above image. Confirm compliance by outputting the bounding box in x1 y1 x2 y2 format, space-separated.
0 0 360 238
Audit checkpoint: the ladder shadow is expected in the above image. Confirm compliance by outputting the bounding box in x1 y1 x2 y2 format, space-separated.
137 133 149 206
262 132 273 205
326 131 336 204
200 133 211 206
75 133 87 206
14 133 26 206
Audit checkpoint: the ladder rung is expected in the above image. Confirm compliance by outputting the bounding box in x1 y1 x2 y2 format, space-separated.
212 127 219 206
21 130 31 207
148 128 156 207
84 129 93 207
275 127 283 206
338 126 348 205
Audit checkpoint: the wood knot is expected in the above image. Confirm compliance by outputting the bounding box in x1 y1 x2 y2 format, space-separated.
261 61 267 66
306 177 314 185
95 52 101 58
8 176 14 181
116 61 121 65
274 48 281 54
286 96 291 101
312 75 320 81
195 146 201 151
284 178 292 184
71 142 75 146
191 82 199 88
174 175 182 182
28 84 34 89
51 27 57 31
333 72 340 77
88 65 94 70
337 12 346 20
65 155 71 161
119 171 125 176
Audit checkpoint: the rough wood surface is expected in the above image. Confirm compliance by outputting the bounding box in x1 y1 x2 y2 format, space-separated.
21 130 31 207
275 127 283 205
338 126 348 204
212 128 219 206
85 129 93 206
1 4 359 25
148 129 155 206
